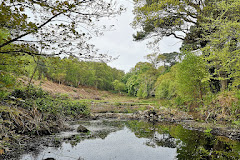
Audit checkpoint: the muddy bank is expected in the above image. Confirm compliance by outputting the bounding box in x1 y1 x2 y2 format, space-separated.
90 107 193 121
181 120 240 141
90 110 240 141
1 120 124 160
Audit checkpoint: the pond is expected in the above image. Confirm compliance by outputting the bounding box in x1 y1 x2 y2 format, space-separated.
19 120 240 160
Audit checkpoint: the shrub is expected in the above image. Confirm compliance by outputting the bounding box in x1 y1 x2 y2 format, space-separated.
11 85 48 100
11 86 89 117
0 73 16 88
21 98 89 117
0 90 8 100
62 101 89 117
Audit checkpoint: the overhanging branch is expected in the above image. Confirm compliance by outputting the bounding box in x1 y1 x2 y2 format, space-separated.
166 33 185 40
0 12 62 49
0 50 62 57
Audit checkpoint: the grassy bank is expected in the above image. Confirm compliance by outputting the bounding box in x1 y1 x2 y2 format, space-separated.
0 84 90 155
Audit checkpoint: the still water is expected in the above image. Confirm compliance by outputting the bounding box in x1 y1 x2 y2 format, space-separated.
20 120 240 160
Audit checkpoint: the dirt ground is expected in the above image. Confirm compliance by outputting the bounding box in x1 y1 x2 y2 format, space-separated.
19 78 112 100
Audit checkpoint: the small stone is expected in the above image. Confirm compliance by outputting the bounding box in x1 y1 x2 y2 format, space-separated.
77 125 89 133
43 158 55 160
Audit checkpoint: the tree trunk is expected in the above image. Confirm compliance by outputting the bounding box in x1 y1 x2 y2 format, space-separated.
219 71 227 91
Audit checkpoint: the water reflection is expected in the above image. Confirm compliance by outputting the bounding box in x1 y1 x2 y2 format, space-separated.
125 121 240 160
20 120 240 160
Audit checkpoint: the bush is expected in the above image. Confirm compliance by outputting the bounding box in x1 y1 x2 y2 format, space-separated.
0 73 16 88
199 91 240 121
174 96 185 106
155 80 170 99
0 90 8 100
11 85 48 100
21 98 89 117
54 93 69 100
63 101 89 116
11 86 90 117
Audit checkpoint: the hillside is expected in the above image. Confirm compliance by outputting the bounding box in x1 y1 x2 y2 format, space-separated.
33 80 109 100
18 77 118 100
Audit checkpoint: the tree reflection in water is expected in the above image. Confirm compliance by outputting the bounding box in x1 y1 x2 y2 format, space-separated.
125 120 240 160
18 120 240 160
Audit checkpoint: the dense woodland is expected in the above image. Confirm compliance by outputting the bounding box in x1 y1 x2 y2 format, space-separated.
0 54 124 90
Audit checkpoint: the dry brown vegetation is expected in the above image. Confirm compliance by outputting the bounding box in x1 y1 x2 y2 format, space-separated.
19 78 109 100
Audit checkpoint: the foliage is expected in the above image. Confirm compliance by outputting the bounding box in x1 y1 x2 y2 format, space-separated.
162 52 180 67
132 0 206 48
145 52 165 68
0 0 124 60
50 57 125 90
131 0 240 121
202 91 239 121
201 0 240 91
11 86 90 117
11 85 48 100
0 72 15 89
33 98 89 117
145 52 180 68
0 29 27 90
112 80 126 93
155 66 177 99
176 53 210 101
3 54 125 91
132 0 240 51
124 62 157 98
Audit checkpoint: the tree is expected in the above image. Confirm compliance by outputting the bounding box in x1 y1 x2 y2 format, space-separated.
136 72 156 98
162 52 180 67
145 52 165 68
46 57 66 84
65 57 82 87
132 0 225 50
201 0 240 91
125 62 157 97
0 0 124 59
145 52 180 69
155 66 177 99
0 29 27 89
176 53 210 101
112 80 126 93
133 0 240 92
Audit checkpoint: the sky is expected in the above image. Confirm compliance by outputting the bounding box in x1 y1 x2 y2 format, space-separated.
21 0 182 73
90 0 183 73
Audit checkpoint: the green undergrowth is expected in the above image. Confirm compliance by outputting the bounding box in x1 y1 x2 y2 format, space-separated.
0 85 90 155
10 85 90 117
156 90 240 124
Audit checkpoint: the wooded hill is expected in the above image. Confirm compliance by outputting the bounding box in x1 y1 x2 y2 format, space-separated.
0 0 240 123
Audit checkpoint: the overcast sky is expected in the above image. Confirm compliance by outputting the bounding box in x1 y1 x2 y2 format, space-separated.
90 0 183 73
